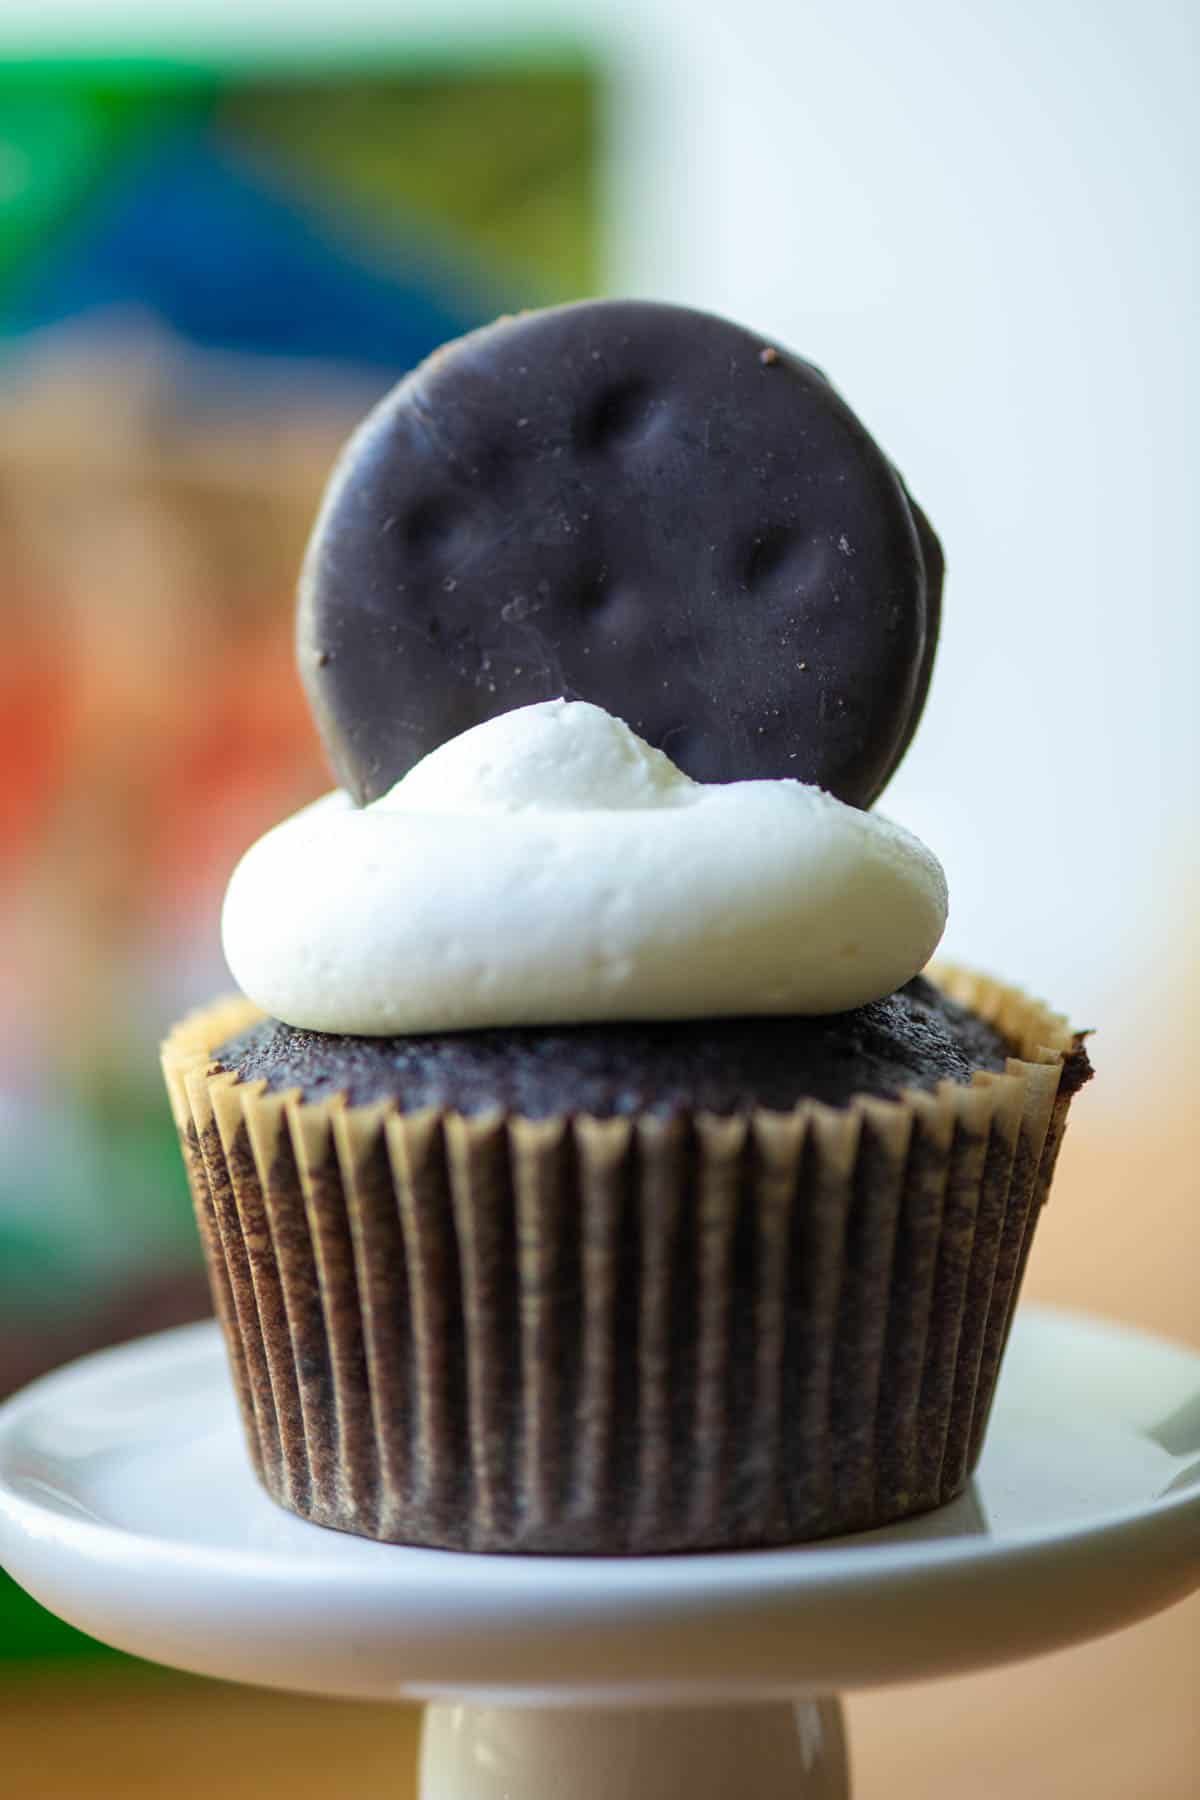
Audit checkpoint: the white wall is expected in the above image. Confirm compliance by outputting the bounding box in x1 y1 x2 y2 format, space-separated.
5 0 1196 1066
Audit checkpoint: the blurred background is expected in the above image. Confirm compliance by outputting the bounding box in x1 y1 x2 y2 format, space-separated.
0 1 1195 1796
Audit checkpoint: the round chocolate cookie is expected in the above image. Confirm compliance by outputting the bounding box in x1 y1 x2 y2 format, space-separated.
213 977 1009 1118
299 300 942 807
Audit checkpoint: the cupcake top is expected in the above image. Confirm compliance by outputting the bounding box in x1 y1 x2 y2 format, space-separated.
213 975 1008 1117
222 299 950 1038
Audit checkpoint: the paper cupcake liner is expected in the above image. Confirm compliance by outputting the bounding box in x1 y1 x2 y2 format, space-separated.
161 968 1084 1553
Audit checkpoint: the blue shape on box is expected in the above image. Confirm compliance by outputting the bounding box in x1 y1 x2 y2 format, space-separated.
5 124 487 374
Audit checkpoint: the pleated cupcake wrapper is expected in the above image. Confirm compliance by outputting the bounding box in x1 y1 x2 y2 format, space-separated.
161 968 1080 1553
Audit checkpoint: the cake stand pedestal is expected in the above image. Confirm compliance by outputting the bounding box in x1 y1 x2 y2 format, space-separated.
1 1307 1198 1798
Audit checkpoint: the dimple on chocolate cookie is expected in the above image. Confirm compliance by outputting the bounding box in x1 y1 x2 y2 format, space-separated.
298 299 942 807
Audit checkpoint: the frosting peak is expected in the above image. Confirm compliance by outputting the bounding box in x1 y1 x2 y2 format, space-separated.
379 699 697 815
222 703 948 1036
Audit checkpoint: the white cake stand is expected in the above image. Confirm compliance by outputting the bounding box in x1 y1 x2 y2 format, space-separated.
1 1305 1197 1798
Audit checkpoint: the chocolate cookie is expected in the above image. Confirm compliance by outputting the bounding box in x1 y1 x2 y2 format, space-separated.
298 300 942 807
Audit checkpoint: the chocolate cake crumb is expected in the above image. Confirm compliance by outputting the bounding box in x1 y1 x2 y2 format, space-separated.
213 976 1018 1119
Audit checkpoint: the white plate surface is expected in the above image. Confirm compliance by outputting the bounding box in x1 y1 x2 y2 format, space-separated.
0 1306 1197 1703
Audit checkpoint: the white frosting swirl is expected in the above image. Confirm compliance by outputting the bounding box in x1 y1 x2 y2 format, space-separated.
222 701 947 1034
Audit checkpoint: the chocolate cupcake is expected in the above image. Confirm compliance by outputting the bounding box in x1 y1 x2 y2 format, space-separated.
162 300 1091 1554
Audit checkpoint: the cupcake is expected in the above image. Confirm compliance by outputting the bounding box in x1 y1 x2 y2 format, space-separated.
162 300 1091 1554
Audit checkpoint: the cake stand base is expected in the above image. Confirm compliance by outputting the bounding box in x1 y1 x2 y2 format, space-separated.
419 1698 849 1799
